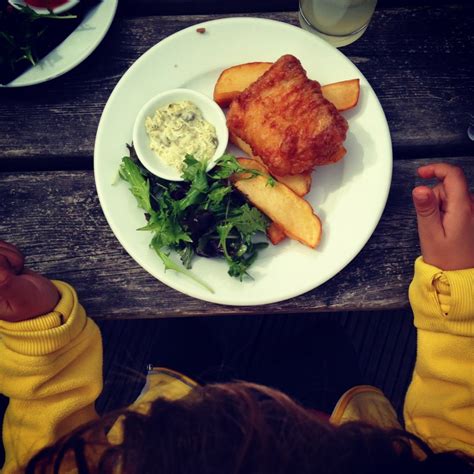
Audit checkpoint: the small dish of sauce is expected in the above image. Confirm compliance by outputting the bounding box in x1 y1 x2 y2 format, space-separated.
145 100 218 172
133 89 228 181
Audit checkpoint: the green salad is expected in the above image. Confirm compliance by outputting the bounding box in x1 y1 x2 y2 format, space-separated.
118 145 272 292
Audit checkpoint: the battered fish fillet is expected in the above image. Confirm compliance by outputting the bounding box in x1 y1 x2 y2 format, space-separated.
226 55 348 176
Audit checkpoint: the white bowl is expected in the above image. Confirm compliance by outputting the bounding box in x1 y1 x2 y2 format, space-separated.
132 88 229 181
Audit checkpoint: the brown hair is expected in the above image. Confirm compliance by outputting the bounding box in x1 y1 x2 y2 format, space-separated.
26 382 473 474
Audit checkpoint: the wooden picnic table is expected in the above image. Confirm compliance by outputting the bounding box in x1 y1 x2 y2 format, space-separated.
0 0 473 318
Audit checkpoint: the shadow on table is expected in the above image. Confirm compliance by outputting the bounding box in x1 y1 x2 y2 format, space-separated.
96 310 415 418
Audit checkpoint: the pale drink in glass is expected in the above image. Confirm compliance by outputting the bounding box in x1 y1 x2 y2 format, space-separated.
299 0 377 47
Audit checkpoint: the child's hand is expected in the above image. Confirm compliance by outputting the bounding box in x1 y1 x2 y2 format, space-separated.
0 241 59 322
412 163 474 271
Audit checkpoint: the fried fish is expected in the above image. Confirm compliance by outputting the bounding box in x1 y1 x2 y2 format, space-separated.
226 55 348 176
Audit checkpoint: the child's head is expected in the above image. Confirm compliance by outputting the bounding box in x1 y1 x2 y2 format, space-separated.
26 381 472 474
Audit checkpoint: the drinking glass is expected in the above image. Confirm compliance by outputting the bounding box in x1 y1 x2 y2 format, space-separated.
299 0 377 47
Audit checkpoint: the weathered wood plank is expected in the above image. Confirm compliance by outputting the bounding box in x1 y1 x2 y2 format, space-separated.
119 0 298 15
0 157 472 317
0 6 472 168
118 0 471 16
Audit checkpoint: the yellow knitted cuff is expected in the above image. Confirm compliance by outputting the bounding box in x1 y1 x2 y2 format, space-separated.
0 281 87 356
410 257 474 337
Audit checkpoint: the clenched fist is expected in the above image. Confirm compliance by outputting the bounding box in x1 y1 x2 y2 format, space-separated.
0 241 59 322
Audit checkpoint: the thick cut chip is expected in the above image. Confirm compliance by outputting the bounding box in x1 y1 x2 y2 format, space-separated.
321 79 360 112
227 55 348 176
267 222 287 245
232 158 322 248
213 62 273 107
230 133 312 196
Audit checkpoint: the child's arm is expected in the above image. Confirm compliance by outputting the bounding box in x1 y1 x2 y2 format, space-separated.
404 163 474 456
0 242 103 473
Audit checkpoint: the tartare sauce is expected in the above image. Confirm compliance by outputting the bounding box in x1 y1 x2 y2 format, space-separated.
145 100 218 171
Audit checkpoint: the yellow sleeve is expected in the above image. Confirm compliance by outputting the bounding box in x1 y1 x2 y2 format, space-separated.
0 281 103 474
405 257 474 456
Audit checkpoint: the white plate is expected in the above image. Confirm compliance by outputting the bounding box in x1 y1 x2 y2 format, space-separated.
94 17 392 306
3 0 117 87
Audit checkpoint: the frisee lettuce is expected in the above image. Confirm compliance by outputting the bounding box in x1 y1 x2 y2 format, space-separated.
119 147 270 291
